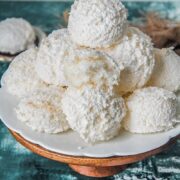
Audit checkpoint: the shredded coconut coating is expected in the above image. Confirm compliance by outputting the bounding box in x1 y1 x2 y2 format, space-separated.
64 48 123 92
147 48 180 92
62 87 127 143
68 0 127 48
36 29 74 86
101 27 155 94
15 87 70 134
123 87 179 133
0 18 36 54
3 48 47 98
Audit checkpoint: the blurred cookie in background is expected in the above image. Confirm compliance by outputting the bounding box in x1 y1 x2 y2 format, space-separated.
0 18 46 62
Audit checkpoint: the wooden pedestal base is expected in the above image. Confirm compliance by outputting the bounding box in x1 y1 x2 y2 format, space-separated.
9 130 179 178
69 164 127 177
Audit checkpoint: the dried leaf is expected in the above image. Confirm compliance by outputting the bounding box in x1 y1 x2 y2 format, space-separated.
134 13 180 55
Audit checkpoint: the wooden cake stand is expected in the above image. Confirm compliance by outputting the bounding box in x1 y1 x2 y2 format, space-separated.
9 129 179 178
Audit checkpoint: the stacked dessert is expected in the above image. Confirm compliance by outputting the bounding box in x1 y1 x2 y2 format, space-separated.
2 0 180 144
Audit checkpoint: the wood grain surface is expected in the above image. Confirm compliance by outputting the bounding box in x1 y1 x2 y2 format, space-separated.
9 130 180 167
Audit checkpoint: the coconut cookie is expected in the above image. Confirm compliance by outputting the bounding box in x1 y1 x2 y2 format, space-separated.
101 27 155 94
0 18 36 55
68 0 127 48
2 48 47 97
15 87 70 134
64 48 123 92
147 48 180 92
62 87 126 143
36 29 74 86
123 87 179 133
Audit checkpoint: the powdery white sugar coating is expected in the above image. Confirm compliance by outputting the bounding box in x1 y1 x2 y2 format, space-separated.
147 48 180 92
0 18 36 54
64 49 123 91
123 87 179 133
101 27 155 94
3 48 47 98
68 0 127 48
62 87 127 143
16 87 70 134
36 29 73 86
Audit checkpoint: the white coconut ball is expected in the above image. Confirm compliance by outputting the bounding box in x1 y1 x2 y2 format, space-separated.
147 48 180 92
62 87 127 143
15 87 70 134
2 48 47 98
123 87 179 133
101 27 155 94
64 48 123 92
0 18 36 55
36 29 74 86
68 0 127 48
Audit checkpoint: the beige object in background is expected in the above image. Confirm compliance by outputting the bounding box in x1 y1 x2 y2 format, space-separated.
147 48 180 92
124 87 179 133
68 0 127 48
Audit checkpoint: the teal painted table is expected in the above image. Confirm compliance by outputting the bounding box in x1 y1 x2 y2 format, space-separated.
0 1 180 179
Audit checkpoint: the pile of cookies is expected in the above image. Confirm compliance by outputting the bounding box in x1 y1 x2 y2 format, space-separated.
2 0 180 144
